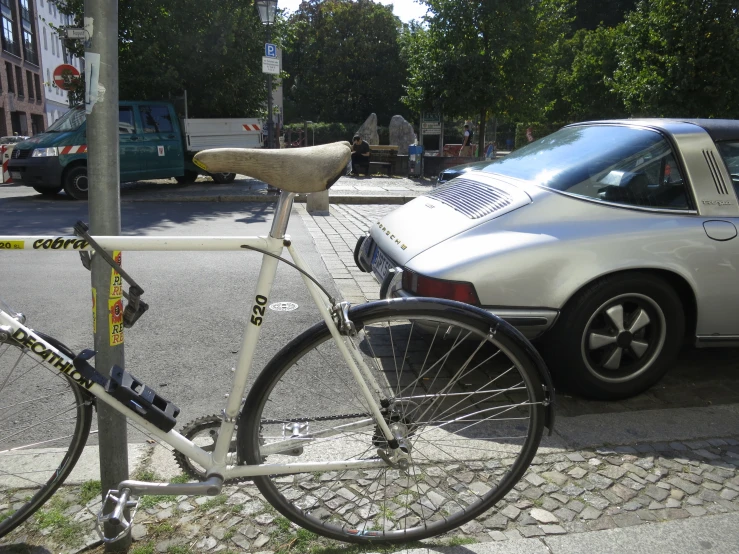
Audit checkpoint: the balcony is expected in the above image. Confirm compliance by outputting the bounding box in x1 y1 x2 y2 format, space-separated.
23 46 37 66
2 38 20 58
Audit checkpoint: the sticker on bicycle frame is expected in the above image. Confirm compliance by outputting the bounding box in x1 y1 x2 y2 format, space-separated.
0 240 24 249
192 157 208 171
109 298 124 346
32 237 88 250
110 251 123 298
250 294 268 326
92 288 97 333
10 328 94 389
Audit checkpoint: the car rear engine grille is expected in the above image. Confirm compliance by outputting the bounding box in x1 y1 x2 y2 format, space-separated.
11 148 31 159
425 177 514 219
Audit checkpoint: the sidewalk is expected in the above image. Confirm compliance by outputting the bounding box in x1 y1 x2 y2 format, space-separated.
3 179 739 554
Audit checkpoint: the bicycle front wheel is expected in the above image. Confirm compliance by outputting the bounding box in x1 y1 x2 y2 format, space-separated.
0 332 93 537
240 299 550 544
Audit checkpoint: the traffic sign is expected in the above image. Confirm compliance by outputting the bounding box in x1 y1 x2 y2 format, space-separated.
52 64 81 91
265 43 277 58
423 112 441 122
421 121 441 135
262 57 280 75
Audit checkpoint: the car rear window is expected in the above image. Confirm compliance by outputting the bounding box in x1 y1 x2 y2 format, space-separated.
483 125 691 210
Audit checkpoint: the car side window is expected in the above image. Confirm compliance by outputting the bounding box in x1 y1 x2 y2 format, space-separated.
716 142 739 198
118 106 136 134
566 138 690 210
139 105 174 134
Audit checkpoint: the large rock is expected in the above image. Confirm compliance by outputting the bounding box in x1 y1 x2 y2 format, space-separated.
355 113 379 145
389 115 416 155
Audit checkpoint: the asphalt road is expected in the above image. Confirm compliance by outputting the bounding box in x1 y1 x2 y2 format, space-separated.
0 194 340 442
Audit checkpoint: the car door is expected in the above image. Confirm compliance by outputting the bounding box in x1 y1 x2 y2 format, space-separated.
118 104 147 181
137 104 184 178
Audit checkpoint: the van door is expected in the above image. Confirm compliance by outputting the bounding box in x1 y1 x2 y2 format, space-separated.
137 104 184 178
119 105 147 180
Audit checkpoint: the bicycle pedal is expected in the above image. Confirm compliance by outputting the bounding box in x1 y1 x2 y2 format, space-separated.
95 489 139 544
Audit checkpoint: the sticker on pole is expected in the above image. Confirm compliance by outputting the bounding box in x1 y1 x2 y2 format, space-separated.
109 298 124 346
110 251 123 298
53 64 81 91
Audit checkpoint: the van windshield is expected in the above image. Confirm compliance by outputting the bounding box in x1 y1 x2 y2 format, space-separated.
46 107 86 132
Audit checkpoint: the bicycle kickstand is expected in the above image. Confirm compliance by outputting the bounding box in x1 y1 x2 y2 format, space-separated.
95 488 139 543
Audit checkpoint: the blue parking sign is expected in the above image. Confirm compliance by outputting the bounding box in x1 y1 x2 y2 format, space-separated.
265 43 277 58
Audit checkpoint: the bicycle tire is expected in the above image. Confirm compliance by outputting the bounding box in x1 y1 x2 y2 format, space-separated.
0 332 93 538
240 298 549 544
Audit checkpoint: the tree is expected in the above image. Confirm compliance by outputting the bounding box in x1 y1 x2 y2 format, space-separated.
614 0 739 117
51 1 268 118
404 0 572 148
282 0 409 124
574 0 636 30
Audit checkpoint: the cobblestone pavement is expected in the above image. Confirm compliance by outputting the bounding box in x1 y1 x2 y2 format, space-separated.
3 438 739 553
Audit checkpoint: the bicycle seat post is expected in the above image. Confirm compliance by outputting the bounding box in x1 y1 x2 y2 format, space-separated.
270 191 296 240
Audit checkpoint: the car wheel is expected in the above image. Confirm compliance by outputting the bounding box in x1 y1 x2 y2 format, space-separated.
209 172 236 184
63 166 89 200
543 272 684 400
174 170 199 184
32 185 63 196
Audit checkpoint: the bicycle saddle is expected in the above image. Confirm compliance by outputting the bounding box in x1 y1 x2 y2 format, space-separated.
192 141 351 193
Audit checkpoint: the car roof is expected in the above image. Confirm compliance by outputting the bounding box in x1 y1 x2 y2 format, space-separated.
571 118 739 143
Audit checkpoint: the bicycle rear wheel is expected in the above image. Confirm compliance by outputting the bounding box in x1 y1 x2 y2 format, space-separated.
240 299 550 544
0 332 93 537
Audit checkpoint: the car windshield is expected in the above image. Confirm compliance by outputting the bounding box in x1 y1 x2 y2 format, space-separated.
46 107 86 132
482 125 690 209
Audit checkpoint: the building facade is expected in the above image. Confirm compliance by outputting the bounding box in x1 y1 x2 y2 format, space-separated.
0 0 45 136
36 0 81 127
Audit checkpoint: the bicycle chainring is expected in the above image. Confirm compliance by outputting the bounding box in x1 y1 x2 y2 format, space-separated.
173 414 247 483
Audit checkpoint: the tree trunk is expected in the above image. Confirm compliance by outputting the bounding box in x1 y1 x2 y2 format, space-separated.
478 108 487 158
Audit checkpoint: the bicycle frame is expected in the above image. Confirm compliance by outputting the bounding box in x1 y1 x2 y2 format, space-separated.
0 192 392 480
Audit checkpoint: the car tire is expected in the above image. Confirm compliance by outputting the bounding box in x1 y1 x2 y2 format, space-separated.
209 172 236 184
32 185 63 196
63 166 89 200
543 272 684 400
174 170 199 184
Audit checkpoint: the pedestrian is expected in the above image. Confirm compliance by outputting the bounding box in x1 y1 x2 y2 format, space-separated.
351 134 370 175
460 124 473 156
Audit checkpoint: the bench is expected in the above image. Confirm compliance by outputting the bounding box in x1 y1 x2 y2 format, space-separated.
354 145 398 176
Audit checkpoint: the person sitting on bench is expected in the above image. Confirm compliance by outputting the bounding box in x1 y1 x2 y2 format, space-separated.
351 134 371 175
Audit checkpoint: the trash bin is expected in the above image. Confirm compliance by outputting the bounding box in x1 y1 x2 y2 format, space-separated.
408 145 424 177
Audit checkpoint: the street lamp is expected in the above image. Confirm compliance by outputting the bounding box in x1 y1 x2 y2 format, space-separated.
305 121 314 146
256 0 278 149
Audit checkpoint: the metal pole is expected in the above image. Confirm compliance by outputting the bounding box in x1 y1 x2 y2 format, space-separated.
266 25 273 148
85 0 129 550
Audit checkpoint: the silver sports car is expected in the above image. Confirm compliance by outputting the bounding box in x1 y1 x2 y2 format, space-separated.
355 119 739 400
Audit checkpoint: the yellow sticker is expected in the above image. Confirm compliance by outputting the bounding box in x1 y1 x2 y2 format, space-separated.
0 240 24 250
110 251 123 298
109 298 124 346
92 288 97 334
192 157 208 171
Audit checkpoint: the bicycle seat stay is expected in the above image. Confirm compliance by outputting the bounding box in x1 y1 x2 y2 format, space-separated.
193 141 351 194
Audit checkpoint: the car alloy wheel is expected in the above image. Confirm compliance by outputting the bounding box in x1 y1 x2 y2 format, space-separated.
581 293 666 383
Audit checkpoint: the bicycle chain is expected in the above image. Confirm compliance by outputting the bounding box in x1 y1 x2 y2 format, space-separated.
174 412 371 481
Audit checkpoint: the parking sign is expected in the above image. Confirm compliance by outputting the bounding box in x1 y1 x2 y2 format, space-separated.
265 43 277 58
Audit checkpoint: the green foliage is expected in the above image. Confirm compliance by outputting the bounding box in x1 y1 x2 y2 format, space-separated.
613 0 739 117
283 0 409 124
52 0 268 117
130 543 156 554
282 122 389 145
78 480 101 504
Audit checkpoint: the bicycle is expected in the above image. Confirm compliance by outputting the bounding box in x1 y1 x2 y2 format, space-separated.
0 142 554 545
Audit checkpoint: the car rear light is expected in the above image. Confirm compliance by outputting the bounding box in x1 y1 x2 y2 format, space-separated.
402 269 480 305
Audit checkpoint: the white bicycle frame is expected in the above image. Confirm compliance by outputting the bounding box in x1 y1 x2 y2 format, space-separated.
0 192 394 481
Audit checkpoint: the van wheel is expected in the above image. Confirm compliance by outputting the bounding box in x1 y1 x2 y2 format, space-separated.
209 172 236 184
175 170 199 184
33 185 63 196
63 166 89 200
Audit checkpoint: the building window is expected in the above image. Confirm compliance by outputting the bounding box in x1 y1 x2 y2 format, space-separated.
15 65 23 98
23 29 37 65
5 62 13 93
34 73 40 100
26 70 33 100
43 27 46 50
2 12 19 57
51 33 55 55
20 0 30 23
46 67 50 89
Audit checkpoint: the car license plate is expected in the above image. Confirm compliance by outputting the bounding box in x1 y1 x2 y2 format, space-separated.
10 171 21 180
371 246 394 283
